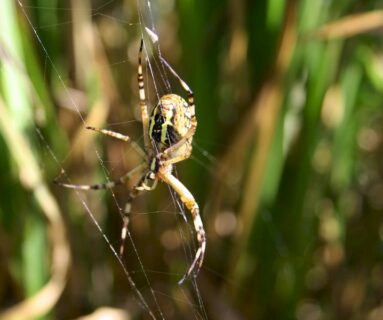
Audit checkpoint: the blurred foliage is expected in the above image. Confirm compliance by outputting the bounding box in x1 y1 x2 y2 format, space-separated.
1 0 383 319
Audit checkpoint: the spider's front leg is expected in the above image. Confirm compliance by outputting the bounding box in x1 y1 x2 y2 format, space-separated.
119 171 158 257
54 162 150 258
157 168 206 284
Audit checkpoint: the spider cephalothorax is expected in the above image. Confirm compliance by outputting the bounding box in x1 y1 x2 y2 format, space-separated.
57 39 205 284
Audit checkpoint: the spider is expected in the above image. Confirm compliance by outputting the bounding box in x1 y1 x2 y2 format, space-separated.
56 39 206 284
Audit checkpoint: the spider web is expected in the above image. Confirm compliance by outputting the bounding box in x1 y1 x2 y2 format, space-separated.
16 0 210 319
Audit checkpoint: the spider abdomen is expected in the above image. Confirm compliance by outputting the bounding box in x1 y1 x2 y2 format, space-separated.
150 111 179 146
149 94 195 159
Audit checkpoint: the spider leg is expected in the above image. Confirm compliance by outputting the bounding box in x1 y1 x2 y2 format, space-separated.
160 57 195 111
159 58 197 159
161 124 196 160
161 154 190 167
119 172 158 257
158 168 206 284
86 126 146 158
138 39 150 151
54 163 147 190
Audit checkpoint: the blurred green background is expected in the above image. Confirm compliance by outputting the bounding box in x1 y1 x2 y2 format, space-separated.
1 0 383 319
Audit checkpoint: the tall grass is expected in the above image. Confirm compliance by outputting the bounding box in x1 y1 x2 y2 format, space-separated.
1 0 383 319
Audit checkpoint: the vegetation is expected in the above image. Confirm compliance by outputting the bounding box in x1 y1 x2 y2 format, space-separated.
1 0 383 319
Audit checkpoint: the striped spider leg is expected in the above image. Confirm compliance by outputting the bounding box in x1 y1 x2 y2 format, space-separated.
55 148 148 258
141 40 205 283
